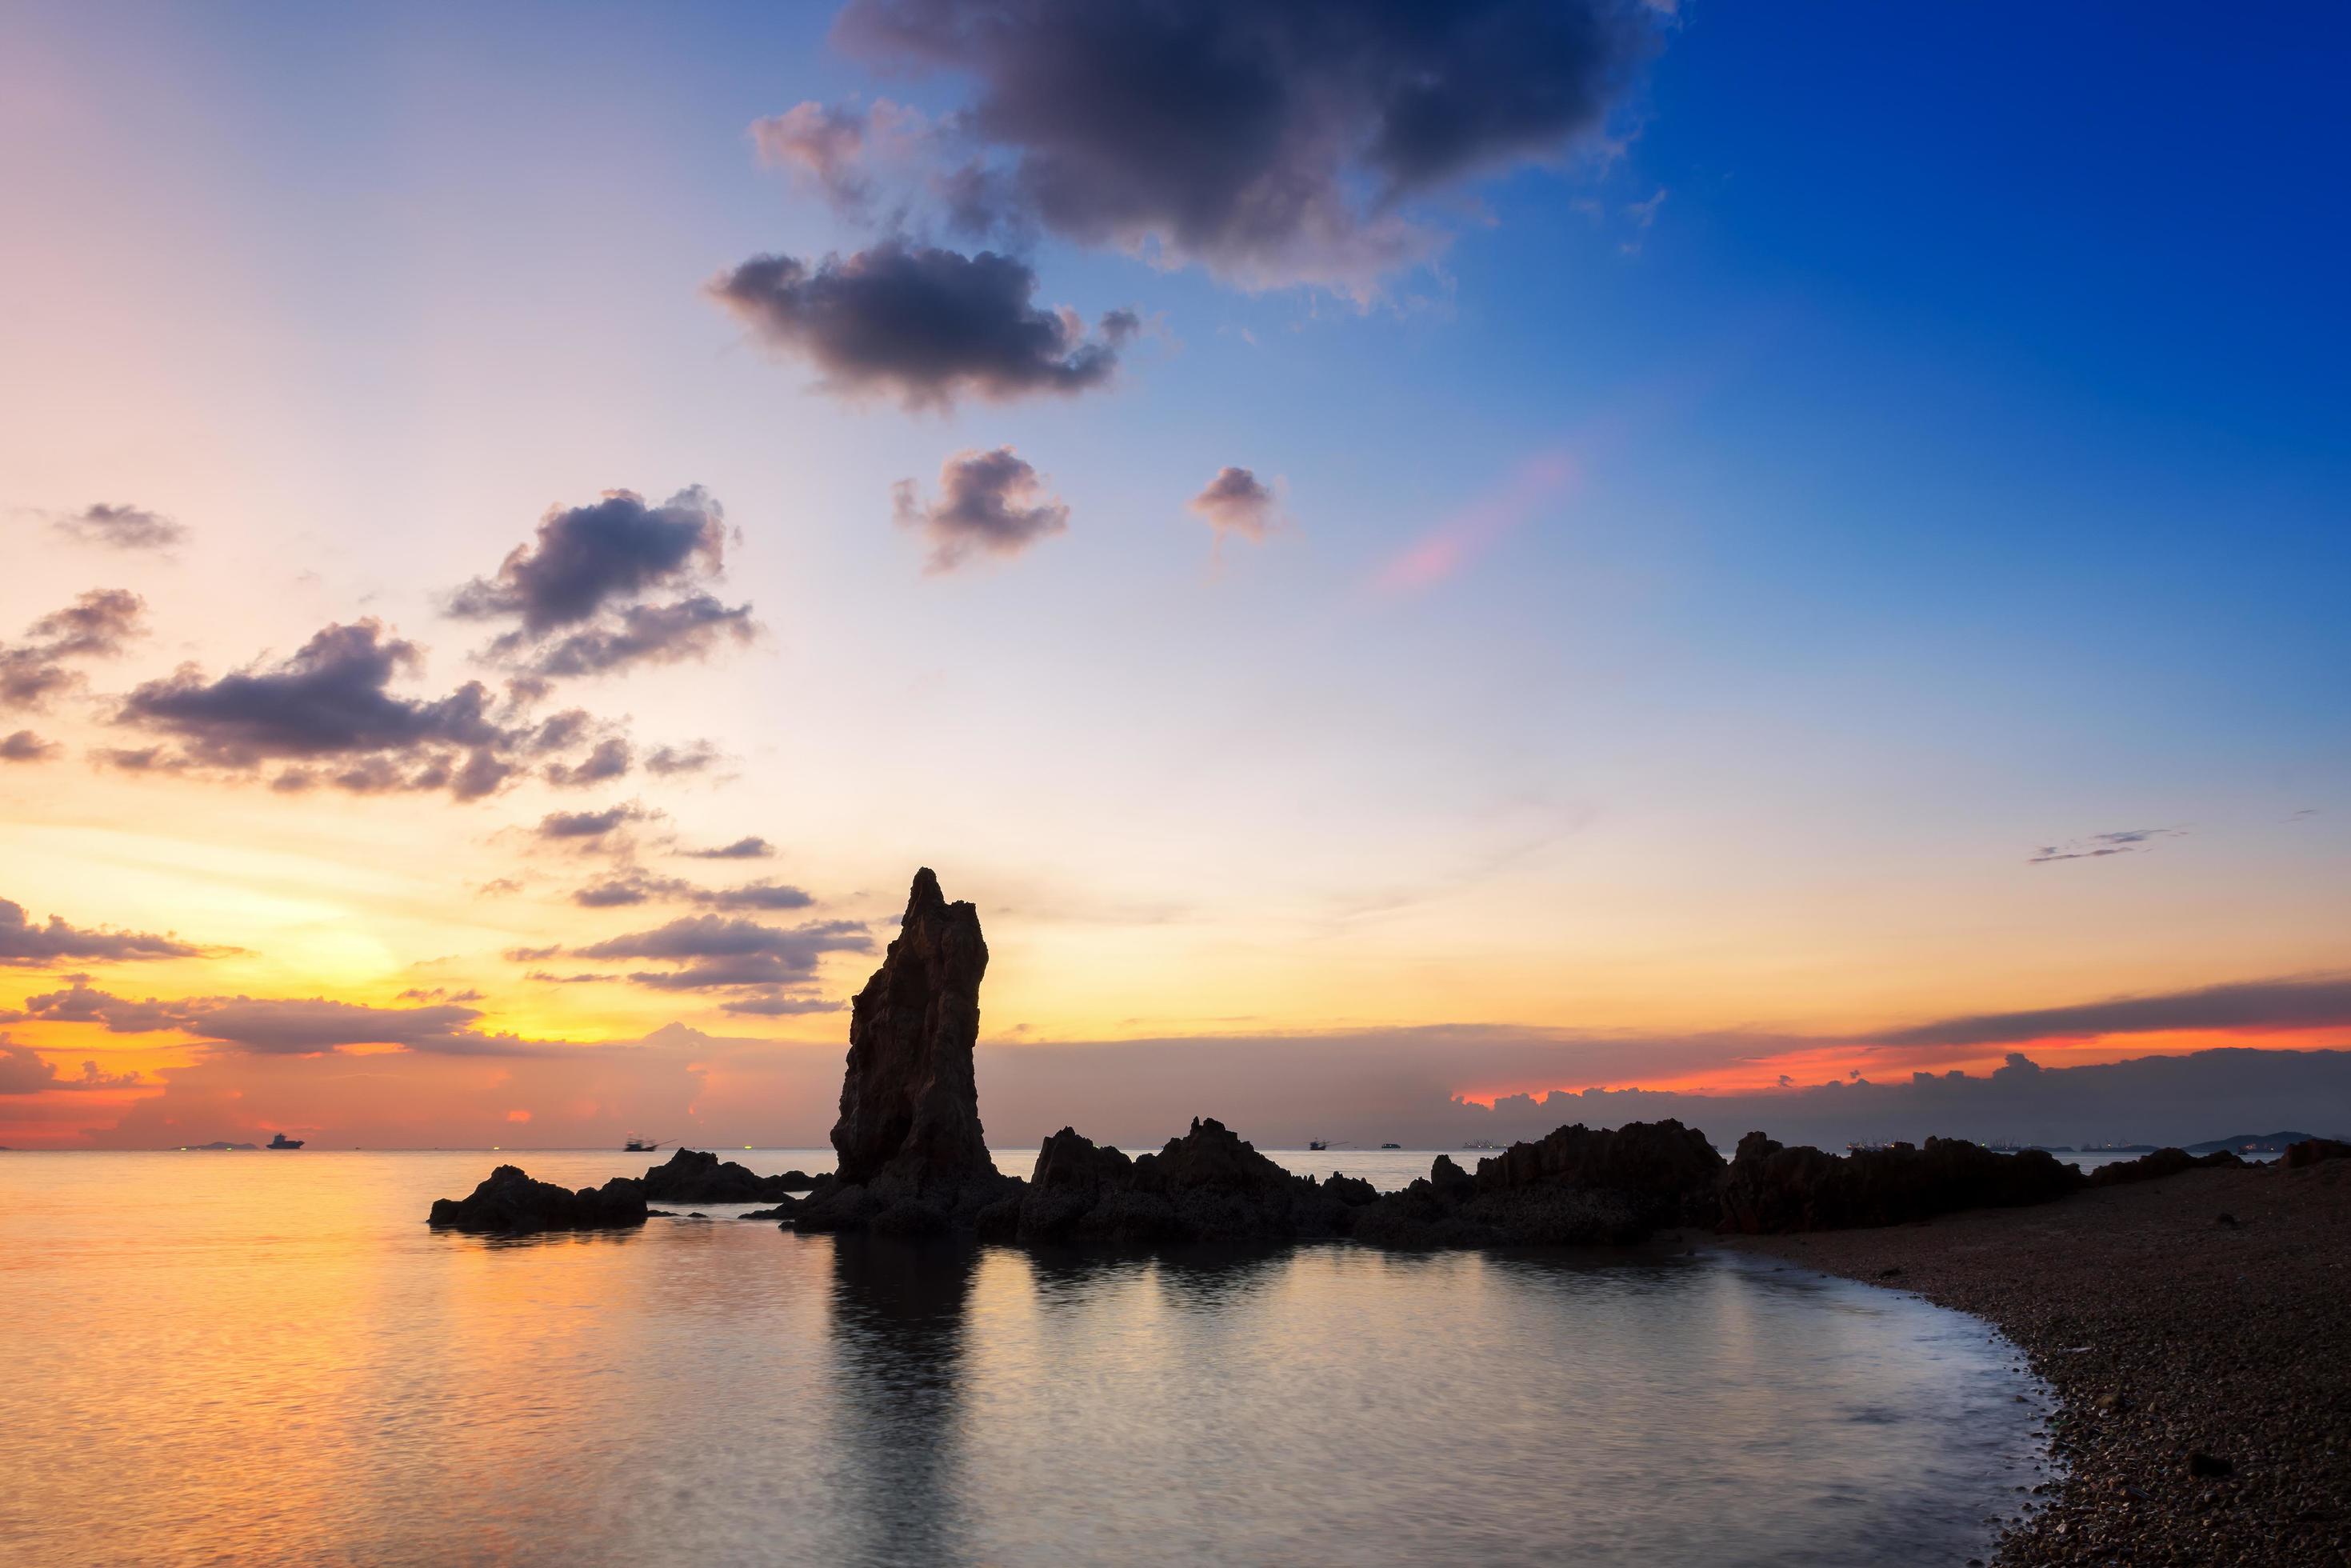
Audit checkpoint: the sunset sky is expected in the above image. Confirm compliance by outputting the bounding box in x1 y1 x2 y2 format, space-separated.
3 0 2346 1149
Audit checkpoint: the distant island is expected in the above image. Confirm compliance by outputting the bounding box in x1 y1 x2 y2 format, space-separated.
2184 1130 2337 1154
183 1142 258 1151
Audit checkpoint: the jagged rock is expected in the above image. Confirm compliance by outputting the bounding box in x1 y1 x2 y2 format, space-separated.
2087 1146 2247 1187
641 1147 815 1203
833 867 995 1188
1349 1123 1720 1249
1715 1132 2082 1234
427 1165 647 1234
1323 1172 1379 1207
1010 1120 1359 1246
792 870 1024 1236
2285 1137 2351 1170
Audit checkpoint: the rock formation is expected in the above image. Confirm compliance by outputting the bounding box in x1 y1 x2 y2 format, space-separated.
1012 1119 1371 1246
2085 1146 2246 1187
640 1147 816 1204
1715 1132 2082 1234
2285 1137 2351 1170
790 869 1023 1235
1352 1122 1725 1248
427 1165 647 1234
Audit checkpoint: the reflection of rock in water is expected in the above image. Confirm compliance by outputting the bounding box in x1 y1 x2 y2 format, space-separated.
822 1234 980 1566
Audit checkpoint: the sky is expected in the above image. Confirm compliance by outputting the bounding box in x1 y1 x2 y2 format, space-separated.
2 0 2346 1150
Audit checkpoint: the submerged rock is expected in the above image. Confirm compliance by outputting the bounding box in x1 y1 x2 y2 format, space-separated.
428 1165 647 1234
640 1147 815 1203
792 870 1023 1235
2086 1146 2246 1187
1716 1132 2082 1234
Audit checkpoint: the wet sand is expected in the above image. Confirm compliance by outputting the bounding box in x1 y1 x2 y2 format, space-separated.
1726 1158 2350 1566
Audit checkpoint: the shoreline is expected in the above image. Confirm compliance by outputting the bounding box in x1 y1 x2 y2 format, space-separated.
1724 1159 2349 1566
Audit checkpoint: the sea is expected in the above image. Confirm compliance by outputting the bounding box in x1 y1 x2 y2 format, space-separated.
1 1147 2069 1566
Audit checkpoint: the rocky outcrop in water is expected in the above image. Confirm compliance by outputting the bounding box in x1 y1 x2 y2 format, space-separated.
1012 1119 1370 1246
640 1147 816 1203
428 1165 647 1233
1715 1132 2083 1234
2085 1146 2246 1187
790 870 1024 1236
1353 1122 1724 1248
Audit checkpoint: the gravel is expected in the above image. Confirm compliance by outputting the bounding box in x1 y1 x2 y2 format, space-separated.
1726 1156 2350 1566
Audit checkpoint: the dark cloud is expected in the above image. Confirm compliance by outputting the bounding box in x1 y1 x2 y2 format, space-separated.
1 590 146 712
826 0 1661 294
110 619 586 799
451 488 726 634
710 242 1127 410
544 737 634 789
522 594 759 678
1187 466 1279 542
1 730 58 762
570 914 870 1001
536 802 654 839
0 1041 142 1094
681 835 774 859
51 502 186 551
449 486 762 679
26 590 146 658
6 976 564 1058
892 446 1068 571
395 986 484 1003
1866 974 2351 1050
0 899 202 968
570 871 817 911
2029 827 2186 863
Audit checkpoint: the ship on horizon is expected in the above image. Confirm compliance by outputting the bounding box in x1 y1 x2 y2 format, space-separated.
268 1133 303 1150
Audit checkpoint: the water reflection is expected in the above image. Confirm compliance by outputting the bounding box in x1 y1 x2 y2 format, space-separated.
825 1235 981 1566
2 1154 2053 1568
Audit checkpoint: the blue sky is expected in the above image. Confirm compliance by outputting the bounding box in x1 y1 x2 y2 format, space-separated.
1 0 2345 1145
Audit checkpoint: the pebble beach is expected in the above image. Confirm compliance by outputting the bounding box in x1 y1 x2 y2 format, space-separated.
1729 1157 2350 1566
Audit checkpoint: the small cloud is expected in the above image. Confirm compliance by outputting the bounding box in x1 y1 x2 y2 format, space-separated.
644 742 723 777
450 488 759 678
1 730 59 763
681 836 773 860
2027 826 2186 864
535 802 655 840
50 503 186 551
1186 466 1281 546
710 242 1127 410
2 590 147 713
893 446 1069 572
544 737 633 789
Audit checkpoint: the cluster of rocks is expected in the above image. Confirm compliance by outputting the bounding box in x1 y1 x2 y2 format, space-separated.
1717 1132 2084 1233
642 1146 817 1205
435 869 2304 1250
2086 1146 2247 1188
427 1165 649 1233
426 1145 819 1234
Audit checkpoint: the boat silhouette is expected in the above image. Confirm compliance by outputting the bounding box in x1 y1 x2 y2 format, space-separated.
268 1133 304 1150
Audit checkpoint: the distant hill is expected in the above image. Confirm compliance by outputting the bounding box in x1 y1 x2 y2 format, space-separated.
2182 1130 2342 1154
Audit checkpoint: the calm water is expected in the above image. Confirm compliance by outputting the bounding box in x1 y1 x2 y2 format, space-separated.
2 1150 2054 1566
